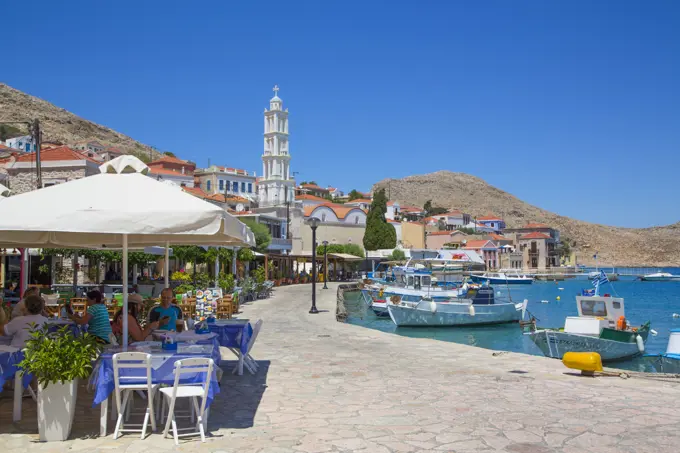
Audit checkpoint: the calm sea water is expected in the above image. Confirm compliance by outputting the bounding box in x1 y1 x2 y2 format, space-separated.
345 276 680 371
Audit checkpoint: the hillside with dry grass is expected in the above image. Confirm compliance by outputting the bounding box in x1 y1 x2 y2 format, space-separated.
0 83 162 162
374 171 680 267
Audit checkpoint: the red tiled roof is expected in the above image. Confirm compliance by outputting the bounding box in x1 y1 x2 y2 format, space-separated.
489 233 509 241
208 193 250 203
149 167 193 177
521 232 551 240
464 240 497 249
443 210 464 216
300 183 328 191
346 198 371 204
149 155 195 167
478 215 501 221
0 144 11 150
13 146 100 164
304 203 367 220
400 206 423 212
523 222 550 229
387 219 401 224
428 231 454 236
182 186 209 199
296 193 328 202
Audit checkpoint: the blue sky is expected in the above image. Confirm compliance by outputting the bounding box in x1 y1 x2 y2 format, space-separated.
3 1 679 227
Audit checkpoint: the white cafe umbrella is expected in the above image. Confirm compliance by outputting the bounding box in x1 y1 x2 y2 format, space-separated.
0 155 255 346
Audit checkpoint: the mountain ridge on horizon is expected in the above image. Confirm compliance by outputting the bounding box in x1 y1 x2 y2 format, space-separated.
0 83 162 162
373 171 680 267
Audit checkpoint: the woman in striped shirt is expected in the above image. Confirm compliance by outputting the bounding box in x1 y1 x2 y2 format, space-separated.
68 290 112 343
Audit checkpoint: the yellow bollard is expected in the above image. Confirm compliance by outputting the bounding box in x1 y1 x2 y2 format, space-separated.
562 352 603 376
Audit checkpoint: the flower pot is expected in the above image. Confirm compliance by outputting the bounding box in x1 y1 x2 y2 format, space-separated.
37 379 78 441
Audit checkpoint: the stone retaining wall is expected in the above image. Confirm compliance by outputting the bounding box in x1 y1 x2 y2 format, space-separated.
335 282 358 322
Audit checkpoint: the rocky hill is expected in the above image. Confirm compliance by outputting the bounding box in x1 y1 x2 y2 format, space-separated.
0 83 162 162
374 171 680 267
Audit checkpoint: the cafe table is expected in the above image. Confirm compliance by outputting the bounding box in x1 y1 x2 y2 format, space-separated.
91 337 221 436
0 345 32 422
206 319 253 375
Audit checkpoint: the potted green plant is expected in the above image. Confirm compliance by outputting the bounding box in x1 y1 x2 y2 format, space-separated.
19 325 103 441
218 272 235 295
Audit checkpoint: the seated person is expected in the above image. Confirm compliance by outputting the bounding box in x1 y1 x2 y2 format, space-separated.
112 294 160 343
68 290 112 344
0 295 48 348
11 287 40 319
148 288 183 331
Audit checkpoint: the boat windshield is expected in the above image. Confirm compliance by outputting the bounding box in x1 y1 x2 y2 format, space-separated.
580 299 608 317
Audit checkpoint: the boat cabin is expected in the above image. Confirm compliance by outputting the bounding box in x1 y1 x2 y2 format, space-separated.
565 296 625 334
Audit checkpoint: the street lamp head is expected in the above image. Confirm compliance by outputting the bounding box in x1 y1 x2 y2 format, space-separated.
322 240 328 246
307 217 320 229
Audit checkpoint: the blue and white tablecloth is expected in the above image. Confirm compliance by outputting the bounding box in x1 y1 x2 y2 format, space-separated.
207 320 252 355
46 319 86 336
0 346 31 391
91 340 221 408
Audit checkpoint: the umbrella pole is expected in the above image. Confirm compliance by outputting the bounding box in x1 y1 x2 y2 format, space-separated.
122 234 129 349
164 241 170 288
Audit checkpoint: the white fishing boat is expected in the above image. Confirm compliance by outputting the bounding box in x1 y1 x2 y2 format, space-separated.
525 274 651 361
470 270 533 285
387 286 527 327
640 272 680 282
641 328 680 373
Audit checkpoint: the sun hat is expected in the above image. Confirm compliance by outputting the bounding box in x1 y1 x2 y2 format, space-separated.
128 294 144 305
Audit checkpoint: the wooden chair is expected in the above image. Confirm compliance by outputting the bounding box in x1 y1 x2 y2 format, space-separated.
43 304 61 318
70 298 87 315
215 298 233 319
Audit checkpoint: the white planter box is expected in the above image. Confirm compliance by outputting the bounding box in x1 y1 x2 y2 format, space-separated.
37 379 78 441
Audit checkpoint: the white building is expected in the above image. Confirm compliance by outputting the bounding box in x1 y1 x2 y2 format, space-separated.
258 85 295 207
194 165 258 202
386 201 400 220
4 135 36 152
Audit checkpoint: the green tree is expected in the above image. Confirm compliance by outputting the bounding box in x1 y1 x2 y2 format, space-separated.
388 249 406 261
363 188 397 250
437 218 447 231
423 199 448 216
163 151 176 157
242 219 272 253
347 189 362 201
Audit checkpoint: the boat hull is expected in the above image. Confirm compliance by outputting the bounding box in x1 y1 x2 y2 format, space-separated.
640 276 680 281
388 301 522 327
528 330 644 361
641 354 680 373
469 275 532 285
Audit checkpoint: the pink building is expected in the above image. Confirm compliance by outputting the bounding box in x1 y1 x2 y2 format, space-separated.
463 239 499 270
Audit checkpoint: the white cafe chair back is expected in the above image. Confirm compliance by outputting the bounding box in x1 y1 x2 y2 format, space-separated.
112 352 157 439
161 357 214 445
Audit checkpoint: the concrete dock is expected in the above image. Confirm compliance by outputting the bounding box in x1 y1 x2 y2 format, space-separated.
2 282 679 452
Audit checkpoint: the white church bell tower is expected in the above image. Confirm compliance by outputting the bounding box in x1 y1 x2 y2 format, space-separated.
258 85 295 207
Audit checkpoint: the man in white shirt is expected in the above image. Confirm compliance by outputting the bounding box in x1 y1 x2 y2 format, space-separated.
0 295 48 348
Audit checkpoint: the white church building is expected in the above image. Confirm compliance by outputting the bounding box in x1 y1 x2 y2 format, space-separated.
258 85 295 208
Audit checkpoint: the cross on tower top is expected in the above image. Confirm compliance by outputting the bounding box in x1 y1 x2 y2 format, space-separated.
273 85 280 96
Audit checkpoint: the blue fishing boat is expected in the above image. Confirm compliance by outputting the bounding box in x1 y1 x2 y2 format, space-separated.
641 329 680 373
469 271 533 285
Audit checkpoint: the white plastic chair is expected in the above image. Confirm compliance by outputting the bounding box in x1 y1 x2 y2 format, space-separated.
160 357 214 445
231 319 263 375
112 352 158 439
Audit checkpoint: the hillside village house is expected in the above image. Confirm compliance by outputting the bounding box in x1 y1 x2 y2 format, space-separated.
424 210 472 231
476 214 505 233
327 187 343 199
463 239 499 270
385 201 400 220
296 183 329 199
426 230 467 250
147 155 195 187
99 146 125 161
399 205 426 221
294 203 367 254
194 165 257 202
296 193 328 208
3 135 36 152
344 198 372 211
401 221 425 249
73 140 105 155
4 146 100 194
234 211 291 254
504 223 561 270
182 186 252 212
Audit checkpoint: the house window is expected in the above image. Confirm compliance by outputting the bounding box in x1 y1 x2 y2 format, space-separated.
225 180 229 191
25 144 31 152
241 182 246 192
355 216 359 224
321 213 326 221
233 181 238 192
248 183 252 193
206 180 211 191
219 180 224 191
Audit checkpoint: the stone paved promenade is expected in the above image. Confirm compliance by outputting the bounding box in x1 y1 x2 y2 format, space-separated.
2 282 680 452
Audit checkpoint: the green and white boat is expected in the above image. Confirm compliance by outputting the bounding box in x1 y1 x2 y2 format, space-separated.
525 294 651 362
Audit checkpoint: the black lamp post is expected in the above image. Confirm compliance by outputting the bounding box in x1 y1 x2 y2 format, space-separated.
322 240 329 289
307 217 320 314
